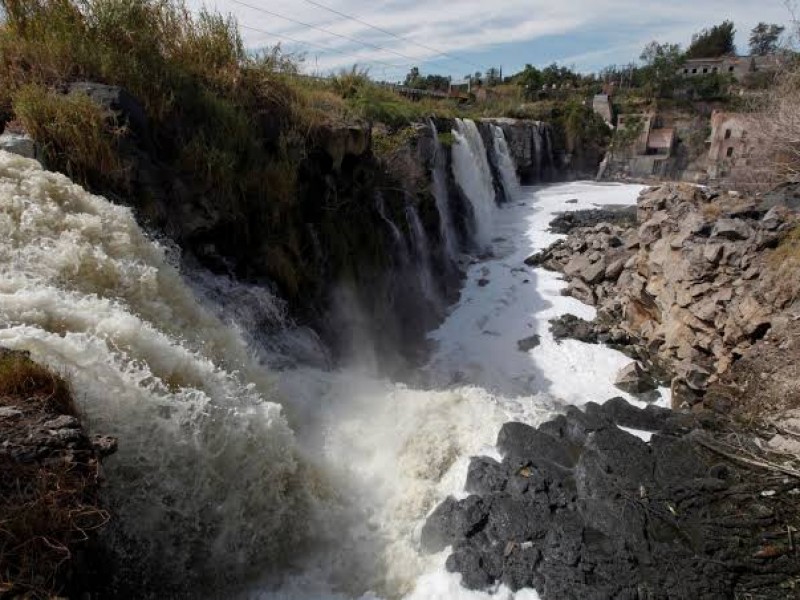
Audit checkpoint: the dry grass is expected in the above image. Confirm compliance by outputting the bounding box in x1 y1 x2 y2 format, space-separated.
13 83 128 188
0 351 74 414
0 350 108 599
701 202 723 220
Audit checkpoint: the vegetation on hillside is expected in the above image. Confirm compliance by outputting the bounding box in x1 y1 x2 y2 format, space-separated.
685 20 737 58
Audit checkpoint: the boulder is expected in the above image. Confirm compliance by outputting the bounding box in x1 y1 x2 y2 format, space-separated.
711 218 753 241
614 362 658 395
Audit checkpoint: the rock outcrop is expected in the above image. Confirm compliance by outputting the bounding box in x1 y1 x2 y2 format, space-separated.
0 348 116 597
529 183 800 406
423 398 800 599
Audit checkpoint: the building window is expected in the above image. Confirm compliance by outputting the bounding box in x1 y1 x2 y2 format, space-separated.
703 67 708 73
712 67 718 73
724 129 732 139
683 68 689 74
726 147 734 158
729 66 735 72
692 68 698 74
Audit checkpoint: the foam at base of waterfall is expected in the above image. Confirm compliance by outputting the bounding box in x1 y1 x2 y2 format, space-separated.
0 151 311 588
249 369 554 599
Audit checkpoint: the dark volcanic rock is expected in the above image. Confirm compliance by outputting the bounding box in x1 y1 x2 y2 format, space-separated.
422 399 800 599
548 206 637 234
517 335 541 352
549 314 598 344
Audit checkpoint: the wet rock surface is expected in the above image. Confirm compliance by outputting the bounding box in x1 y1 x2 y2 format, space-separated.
422 399 800 599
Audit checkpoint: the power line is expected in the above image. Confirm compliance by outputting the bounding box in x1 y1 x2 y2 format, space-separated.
229 0 456 70
239 23 408 73
296 0 483 70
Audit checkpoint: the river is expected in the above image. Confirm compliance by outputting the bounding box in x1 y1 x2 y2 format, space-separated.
0 150 665 599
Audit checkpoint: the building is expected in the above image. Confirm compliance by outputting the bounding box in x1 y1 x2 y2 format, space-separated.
705 110 760 181
679 55 784 82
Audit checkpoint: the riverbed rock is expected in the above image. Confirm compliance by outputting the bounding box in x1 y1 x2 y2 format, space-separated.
614 362 658 394
531 183 800 405
423 400 800 599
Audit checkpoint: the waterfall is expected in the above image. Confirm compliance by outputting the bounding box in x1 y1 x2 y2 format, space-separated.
428 119 458 262
375 192 410 267
490 124 521 202
405 201 437 305
451 118 496 250
0 151 312 588
0 150 523 599
532 125 544 181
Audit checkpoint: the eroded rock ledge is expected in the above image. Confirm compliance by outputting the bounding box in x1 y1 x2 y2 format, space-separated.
422 399 800 599
529 183 800 407
0 348 116 597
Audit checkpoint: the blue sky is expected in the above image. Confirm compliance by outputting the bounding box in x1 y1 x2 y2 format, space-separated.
190 0 793 81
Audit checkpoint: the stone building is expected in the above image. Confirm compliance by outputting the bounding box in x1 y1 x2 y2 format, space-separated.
679 55 784 82
705 110 760 182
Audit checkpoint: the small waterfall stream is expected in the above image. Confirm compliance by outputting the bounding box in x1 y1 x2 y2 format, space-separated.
428 119 458 263
405 201 437 306
491 124 521 202
376 193 410 267
451 118 496 250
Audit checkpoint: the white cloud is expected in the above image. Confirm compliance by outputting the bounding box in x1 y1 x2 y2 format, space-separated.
189 0 793 77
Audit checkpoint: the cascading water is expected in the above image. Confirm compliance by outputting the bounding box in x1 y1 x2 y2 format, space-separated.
376 193 410 267
451 118 496 250
0 150 546 599
404 201 437 306
491 124 521 202
0 148 656 600
428 119 458 263
0 152 312 589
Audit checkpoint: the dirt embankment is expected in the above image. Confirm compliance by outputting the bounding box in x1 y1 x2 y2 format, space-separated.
0 349 116 599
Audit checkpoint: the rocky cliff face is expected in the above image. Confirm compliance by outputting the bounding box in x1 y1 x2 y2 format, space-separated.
3 84 565 368
530 183 800 406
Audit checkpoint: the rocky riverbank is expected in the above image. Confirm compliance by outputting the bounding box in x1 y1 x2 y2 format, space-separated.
0 348 116 598
423 182 800 598
529 183 800 409
422 398 800 599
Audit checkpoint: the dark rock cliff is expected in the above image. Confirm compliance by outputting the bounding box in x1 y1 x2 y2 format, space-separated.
5 83 565 367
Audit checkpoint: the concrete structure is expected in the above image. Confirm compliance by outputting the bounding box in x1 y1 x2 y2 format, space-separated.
592 94 613 127
609 113 678 178
679 55 784 82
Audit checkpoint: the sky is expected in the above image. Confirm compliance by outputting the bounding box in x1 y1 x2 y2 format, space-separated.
188 0 794 82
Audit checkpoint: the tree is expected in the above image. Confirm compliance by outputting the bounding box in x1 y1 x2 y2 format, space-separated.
639 41 684 98
685 21 736 58
750 22 785 55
